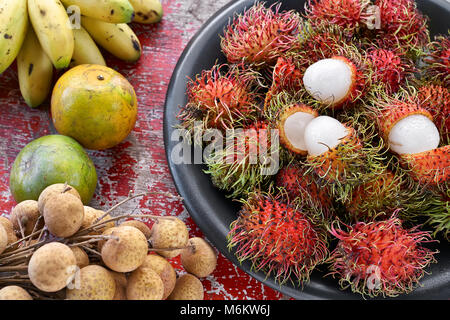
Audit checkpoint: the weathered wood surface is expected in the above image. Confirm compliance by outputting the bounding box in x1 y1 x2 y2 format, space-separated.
0 0 283 300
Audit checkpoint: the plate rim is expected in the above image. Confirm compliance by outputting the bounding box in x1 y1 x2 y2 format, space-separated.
163 0 450 300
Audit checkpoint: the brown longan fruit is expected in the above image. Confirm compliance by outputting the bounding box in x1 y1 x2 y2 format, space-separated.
70 246 89 268
0 286 33 300
120 220 151 239
181 237 218 278
126 267 164 300
167 274 204 300
140 254 177 299
38 183 81 214
43 192 84 238
150 218 189 258
0 224 7 255
0 216 18 246
66 265 116 300
10 200 43 236
28 242 77 292
109 271 127 300
101 226 148 273
81 206 115 235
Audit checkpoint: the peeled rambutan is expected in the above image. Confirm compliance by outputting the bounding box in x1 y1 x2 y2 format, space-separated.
417 84 450 145
275 164 334 220
374 0 429 55
328 215 437 297
228 191 329 284
299 45 371 110
366 48 415 93
204 120 278 198
421 34 450 87
220 2 301 66
179 64 260 135
373 92 440 155
303 115 386 201
305 0 371 31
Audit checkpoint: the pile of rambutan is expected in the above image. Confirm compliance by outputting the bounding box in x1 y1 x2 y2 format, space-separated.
178 1 448 298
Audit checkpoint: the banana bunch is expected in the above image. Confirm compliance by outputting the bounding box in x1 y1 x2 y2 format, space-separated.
0 0 163 108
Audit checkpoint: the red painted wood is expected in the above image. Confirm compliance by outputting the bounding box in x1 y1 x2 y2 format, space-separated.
0 0 283 300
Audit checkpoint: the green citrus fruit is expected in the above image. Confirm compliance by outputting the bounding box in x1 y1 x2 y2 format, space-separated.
51 64 138 150
9 135 98 205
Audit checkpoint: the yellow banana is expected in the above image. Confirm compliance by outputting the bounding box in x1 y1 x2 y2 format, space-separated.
17 27 54 108
60 0 134 23
70 26 106 68
28 0 74 69
0 0 28 74
129 0 163 24
81 17 141 62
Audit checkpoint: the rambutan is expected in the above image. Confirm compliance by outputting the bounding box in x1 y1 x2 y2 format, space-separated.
227 191 329 284
302 115 386 201
373 92 440 155
263 56 303 109
178 64 261 138
305 0 372 31
399 145 450 189
421 34 450 87
344 168 435 222
275 164 335 220
277 103 318 156
425 190 450 240
366 48 415 93
204 120 278 198
220 2 301 66
374 0 429 56
328 215 437 297
417 84 450 145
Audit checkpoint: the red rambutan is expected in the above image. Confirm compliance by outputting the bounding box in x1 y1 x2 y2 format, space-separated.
399 145 450 188
264 56 303 109
220 2 301 66
374 0 429 55
275 164 334 219
417 84 450 145
328 215 437 297
367 48 414 93
228 191 329 284
178 64 260 135
205 120 278 198
305 0 371 31
421 34 450 87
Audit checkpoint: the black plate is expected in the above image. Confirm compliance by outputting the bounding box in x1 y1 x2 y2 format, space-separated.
164 0 450 299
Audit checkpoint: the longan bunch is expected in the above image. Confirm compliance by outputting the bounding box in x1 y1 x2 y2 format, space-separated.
0 184 218 300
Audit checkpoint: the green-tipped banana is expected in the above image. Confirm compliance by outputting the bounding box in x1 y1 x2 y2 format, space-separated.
28 0 74 69
60 0 134 23
17 27 54 108
70 26 106 68
129 0 163 24
0 0 28 74
81 17 141 62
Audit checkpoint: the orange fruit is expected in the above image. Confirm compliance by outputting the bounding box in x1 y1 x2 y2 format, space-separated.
51 64 138 150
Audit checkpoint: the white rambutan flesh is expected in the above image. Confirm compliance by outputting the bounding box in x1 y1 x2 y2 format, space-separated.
303 58 354 105
389 114 440 154
304 116 349 156
283 111 317 152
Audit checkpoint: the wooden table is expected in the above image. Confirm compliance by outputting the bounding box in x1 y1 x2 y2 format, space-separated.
0 0 284 300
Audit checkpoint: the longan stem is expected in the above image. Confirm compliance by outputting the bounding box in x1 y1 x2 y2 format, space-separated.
0 265 28 272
